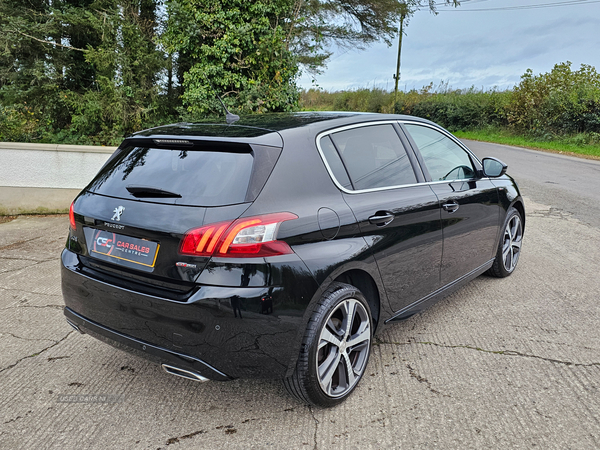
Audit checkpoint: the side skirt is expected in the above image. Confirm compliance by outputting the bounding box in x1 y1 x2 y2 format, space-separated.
385 259 494 323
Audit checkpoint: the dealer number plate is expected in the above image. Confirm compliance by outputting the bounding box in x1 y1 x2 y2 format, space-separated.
84 228 159 270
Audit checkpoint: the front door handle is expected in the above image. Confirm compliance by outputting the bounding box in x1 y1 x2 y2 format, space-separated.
442 202 460 213
368 212 394 226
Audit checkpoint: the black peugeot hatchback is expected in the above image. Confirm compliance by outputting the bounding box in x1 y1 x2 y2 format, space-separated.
62 112 524 407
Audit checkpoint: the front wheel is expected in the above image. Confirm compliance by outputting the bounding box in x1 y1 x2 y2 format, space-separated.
283 282 373 407
488 207 524 277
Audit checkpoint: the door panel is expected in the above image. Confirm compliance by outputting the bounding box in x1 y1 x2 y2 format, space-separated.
401 122 502 286
342 186 442 312
429 180 501 286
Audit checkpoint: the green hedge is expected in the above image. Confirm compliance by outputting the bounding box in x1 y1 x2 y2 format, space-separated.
4 62 600 144
300 62 600 141
395 88 510 131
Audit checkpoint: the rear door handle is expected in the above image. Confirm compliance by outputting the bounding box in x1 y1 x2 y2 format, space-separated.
442 202 460 213
368 212 394 226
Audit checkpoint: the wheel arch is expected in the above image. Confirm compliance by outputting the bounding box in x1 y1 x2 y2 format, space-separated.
332 269 381 330
510 199 526 231
283 262 386 378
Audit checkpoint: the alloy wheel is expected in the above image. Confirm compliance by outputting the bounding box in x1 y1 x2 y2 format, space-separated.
316 298 371 398
502 214 523 273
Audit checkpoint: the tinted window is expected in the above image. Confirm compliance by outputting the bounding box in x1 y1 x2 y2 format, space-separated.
404 124 475 181
87 146 254 206
319 135 352 189
329 124 416 190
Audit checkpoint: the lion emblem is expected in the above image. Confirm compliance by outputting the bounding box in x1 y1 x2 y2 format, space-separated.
111 206 125 221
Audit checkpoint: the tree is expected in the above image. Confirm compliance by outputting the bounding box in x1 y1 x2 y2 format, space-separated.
162 0 300 117
1 0 462 143
162 0 461 116
285 0 460 74
69 0 165 142
0 0 62 109
0 0 166 143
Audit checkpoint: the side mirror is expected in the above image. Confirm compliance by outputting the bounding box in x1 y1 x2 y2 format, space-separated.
482 157 508 178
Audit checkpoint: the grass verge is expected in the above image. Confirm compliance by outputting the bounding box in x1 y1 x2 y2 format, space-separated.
454 128 600 160
0 207 69 217
0 215 16 224
0 213 68 226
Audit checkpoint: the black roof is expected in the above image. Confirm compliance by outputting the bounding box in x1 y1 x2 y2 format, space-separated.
133 112 374 139
130 111 434 147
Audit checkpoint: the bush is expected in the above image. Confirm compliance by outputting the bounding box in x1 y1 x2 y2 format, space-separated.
302 85 511 132
0 104 42 142
507 62 600 136
332 88 394 113
300 88 395 113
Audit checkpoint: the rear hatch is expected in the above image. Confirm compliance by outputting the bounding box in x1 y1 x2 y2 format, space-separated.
69 132 282 300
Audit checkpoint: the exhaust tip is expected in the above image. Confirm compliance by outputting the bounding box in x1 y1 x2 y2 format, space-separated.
66 319 84 334
161 364 209 382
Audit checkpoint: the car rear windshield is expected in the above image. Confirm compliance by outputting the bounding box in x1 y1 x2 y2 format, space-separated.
86 146 254 207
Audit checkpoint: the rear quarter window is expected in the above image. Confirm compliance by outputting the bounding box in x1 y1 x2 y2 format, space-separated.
87 146 254 206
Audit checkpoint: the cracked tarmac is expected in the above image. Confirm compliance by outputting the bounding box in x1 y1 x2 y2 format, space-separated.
1 195 600 449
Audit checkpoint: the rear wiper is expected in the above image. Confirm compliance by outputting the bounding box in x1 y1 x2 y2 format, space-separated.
126 186 182 198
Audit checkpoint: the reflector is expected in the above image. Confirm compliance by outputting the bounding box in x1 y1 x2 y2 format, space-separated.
69 202 76 230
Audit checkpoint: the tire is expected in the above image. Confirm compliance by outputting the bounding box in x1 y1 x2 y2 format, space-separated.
487 207 524 278
283 282 373 407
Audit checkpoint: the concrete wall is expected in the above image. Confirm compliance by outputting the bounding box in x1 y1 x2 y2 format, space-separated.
0 142 116 214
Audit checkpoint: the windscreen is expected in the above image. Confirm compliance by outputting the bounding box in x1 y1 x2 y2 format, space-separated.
87 146 254 206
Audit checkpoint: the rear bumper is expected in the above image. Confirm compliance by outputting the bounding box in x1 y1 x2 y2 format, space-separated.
61 248 318 379
64 307 231 381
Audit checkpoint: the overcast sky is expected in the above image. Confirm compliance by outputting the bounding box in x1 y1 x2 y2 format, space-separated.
298 0 600 92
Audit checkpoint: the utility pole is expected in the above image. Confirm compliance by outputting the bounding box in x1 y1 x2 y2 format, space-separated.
393 11 407 104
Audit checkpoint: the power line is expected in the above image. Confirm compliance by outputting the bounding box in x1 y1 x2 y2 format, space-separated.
438 0 600 11
427 0 489 8
433 0 490 5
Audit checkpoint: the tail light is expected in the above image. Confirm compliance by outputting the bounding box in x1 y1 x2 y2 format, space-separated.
180 212 298 258
69 201 76 229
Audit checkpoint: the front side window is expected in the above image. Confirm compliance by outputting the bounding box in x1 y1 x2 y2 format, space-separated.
404 124 475 181
320 124 417 191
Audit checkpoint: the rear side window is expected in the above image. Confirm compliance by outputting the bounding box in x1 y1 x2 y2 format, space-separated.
327 124 417 191
87 146 254 206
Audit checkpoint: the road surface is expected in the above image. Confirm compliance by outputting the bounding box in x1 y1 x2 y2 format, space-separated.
465 139 600 228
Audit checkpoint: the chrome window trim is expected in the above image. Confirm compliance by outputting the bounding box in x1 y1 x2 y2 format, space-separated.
315 120 487 195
